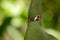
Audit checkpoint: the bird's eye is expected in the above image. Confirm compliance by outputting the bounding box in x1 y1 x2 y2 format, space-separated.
34 14 40 21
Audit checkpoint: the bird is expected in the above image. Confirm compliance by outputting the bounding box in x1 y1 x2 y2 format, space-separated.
24 0 57 40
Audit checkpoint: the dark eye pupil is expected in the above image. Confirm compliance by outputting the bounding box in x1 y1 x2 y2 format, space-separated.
36 18 38 21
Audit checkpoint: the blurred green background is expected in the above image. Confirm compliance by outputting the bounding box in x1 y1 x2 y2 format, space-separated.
0 0 60 40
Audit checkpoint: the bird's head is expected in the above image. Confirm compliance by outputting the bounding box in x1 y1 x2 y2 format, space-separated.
28 13 41 22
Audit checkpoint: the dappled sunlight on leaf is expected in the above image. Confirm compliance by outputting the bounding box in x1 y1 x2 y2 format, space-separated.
11 17 22 28
1 0 25 17
7 26 24 40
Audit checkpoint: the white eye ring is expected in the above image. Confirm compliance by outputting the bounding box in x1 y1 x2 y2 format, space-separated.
34 16 38 21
